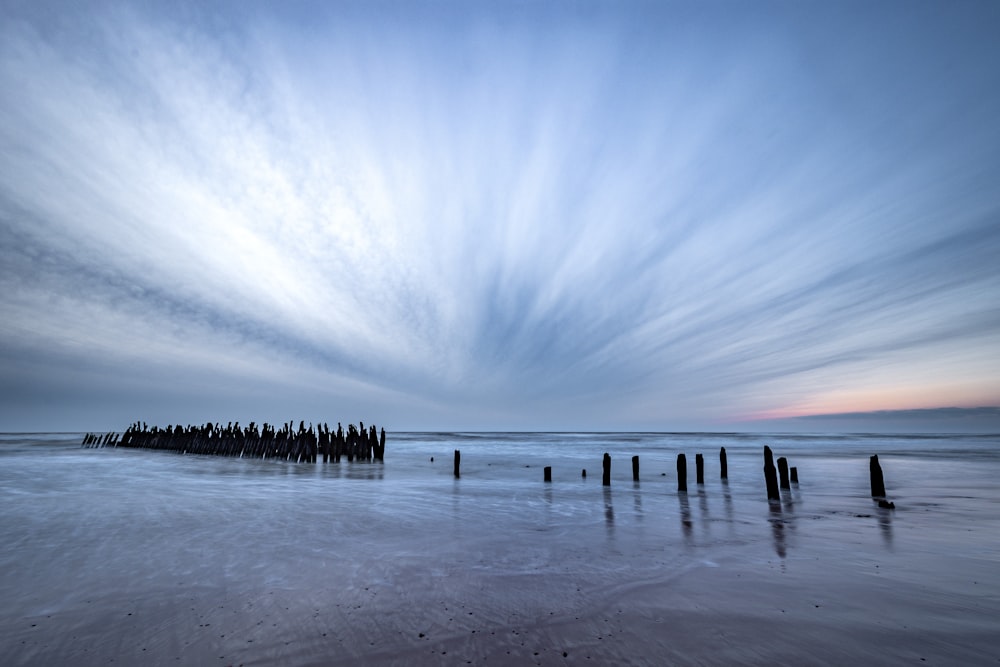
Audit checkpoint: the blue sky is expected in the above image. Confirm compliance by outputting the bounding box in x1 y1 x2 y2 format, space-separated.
1 1 998 432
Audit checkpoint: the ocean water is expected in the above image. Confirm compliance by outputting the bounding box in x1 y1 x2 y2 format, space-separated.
1 432 998 666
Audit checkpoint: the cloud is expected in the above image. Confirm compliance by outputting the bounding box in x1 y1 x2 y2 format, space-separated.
1 2 999 430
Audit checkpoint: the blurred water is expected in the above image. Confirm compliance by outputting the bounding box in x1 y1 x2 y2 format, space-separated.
1 431 998 666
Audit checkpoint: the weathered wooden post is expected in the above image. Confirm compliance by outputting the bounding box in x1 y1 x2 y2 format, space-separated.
870 455 886 497
454 450 461 479
581 469 587 478
602 453 611 486
763 446 780 500
544 466 552 482
777 457 790 489
790 467 798 483
696 453 704 485
632 455 640 482
720 447 728 479
676 453 687 492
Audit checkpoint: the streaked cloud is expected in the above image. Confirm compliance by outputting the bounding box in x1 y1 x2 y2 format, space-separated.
1 2 998 430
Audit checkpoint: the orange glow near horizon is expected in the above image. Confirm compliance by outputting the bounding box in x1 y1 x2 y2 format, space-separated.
736 382 1000 422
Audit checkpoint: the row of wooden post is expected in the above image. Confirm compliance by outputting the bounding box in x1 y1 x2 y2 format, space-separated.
451 445 889 506
84 421 386 463
762 445 798 500
81 432 119 447
99 435 886 504
453 446 795 498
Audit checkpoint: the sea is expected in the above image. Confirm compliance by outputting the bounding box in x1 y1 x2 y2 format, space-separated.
1 431 998 666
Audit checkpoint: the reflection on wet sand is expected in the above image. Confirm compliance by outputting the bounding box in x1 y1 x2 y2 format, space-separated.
781 493 794 516
780 492 797 553
697 488 709 537
678 492 693 542
878 505 894 548
722 479 734 524
603 487 615 535
769 501 786 559
343 465 384 481
320 464 344 480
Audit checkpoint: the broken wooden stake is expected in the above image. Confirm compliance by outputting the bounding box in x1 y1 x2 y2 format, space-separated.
870 454 886 497
763 446 780 500
677 453 687 492
777 457 790 489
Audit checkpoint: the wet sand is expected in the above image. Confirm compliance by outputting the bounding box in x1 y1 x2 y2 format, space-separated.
5 539 996 666
2 432 998 665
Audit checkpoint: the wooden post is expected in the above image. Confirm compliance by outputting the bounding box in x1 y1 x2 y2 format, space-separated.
582 469 587 478
790 467 798 483
631 455 639 482
676 453 687 492
454 450 461 479
602 453 611 486
763 446 780 500
870 455 886 497
544 466 552 482
720 447 728 479
777 457 790 489
695 453 704 485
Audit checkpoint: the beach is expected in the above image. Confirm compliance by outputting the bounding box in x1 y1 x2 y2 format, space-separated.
1 432 998 665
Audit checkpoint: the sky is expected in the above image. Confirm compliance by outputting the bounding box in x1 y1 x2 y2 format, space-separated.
1 1 999 433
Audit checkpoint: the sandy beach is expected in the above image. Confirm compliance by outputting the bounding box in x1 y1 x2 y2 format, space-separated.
2 432 998 665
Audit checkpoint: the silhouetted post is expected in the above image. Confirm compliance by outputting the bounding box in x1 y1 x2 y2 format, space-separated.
544 466 552 482
632 455 640 482
581 469 587 478
720 447 728 479
676 453 687 492
696 454 704 485
763 446 780 500
454 450 461 478
777 457 790 489
870 455 886 497
790 467 798 483
602 453 611 486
